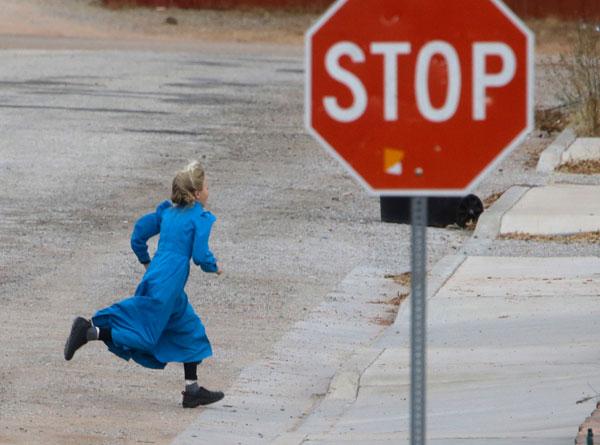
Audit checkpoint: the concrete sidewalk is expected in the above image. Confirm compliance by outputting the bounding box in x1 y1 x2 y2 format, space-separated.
283 256 600 444
500 185 600 235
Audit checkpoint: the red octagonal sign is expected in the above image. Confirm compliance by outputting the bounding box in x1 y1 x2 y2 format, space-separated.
306 0 534 196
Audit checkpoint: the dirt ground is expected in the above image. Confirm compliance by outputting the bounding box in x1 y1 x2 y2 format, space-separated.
0 0 317 47
0 2 571 445
0 0 580 51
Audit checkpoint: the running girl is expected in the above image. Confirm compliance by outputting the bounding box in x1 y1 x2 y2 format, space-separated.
64 160 224 408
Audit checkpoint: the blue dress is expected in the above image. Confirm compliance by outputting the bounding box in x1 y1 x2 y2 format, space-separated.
92 200 217 369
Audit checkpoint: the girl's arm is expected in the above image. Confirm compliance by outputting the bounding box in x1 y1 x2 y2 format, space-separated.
192 212 219 273
130 201 172 265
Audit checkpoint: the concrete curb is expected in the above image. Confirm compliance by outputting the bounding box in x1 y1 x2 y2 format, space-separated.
377 254 466 349
325 347 383 401
277 347 386 444
470 185 530 241
536 127 576 173
424 253 466 302
391 253 466 328
561 137 600 164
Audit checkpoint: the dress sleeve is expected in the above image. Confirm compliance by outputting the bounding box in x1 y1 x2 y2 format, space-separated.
192 211 218 273
130 200 172 264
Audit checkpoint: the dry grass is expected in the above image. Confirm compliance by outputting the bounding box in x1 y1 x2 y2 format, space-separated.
369 292 409 306
500 231 600 243
547 23 600 136
369 273 411 326
384 272 411 287
557 159 600 174
369 290 408 328
483 191 504 209
371 316 394 326
387 293 408 305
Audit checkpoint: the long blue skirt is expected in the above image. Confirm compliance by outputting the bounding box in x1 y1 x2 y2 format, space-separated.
92 253 213 369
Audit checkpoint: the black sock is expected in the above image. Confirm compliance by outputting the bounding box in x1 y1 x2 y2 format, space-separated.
86 327 112 342
99 327 112 342
184 362 198 381
184 362 200 393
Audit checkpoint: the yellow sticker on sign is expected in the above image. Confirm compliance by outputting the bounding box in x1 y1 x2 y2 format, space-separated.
384 148 405 176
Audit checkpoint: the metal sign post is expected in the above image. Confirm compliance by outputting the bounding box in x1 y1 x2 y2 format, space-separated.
307 3 533 444
410 197 428 445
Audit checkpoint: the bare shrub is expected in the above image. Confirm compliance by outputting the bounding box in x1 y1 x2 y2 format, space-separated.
551 23 600 136
535 107 567 133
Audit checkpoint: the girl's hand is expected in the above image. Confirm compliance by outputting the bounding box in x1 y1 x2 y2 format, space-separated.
216 266 223 275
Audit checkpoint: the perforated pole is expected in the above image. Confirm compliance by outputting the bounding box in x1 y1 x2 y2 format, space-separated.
410 196 427 445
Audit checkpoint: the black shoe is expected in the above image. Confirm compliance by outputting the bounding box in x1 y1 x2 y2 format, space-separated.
64 317 91 361
182 387 224 408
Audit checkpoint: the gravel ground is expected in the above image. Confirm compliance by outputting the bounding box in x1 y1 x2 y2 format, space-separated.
0 3 596 445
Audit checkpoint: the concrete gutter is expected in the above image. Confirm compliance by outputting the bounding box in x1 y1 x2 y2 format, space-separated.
470 186 529 240
536 128 576 173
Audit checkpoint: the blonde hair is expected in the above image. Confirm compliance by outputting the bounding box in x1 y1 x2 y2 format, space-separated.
171 160 205 206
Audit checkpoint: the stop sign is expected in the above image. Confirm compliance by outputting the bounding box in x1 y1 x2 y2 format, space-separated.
306 0 534 196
